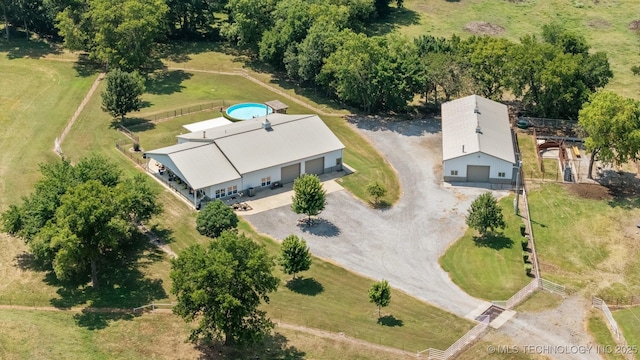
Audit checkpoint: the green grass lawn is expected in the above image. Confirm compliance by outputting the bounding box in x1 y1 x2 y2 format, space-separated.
526 183 640 296
399 0 640 100
440 195 531 300
0 308 421 360
614 307 640 348
587 310 628 360
514 290 564 313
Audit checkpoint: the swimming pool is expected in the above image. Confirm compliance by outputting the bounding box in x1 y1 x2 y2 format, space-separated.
226 103 273 121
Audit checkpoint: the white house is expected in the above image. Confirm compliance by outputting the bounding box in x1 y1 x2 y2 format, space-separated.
442 95 516 184
145 113 345 207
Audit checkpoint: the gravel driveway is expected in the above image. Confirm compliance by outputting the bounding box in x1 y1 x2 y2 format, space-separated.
245 117 497 318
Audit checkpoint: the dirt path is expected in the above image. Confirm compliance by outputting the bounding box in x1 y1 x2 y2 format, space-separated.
0 304 413 357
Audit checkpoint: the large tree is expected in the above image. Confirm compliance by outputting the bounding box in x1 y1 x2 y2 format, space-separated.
195 199 238 238
578 91 640 179
221 0 273 49
291 174 326 223
170 231 280 346
1 156 161 287
101 68 145 121
368 279 391 320
279 234 312 280
465 192 505 238
56 0 168 71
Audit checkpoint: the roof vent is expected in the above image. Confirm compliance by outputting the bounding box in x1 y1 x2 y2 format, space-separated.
475 122 482 134
262 119 272 131
203 131 206 138
474 107 480 114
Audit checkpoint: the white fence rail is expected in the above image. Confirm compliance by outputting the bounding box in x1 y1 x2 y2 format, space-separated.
505 278 540 309
419 315 490 360
593 297 619 340
133 302 176 312
540 278 566 295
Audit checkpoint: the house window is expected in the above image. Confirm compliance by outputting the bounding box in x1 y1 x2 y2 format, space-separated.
451 170 458 176
498 172 506 177
215 188 226 198
227 185 238 195
261 176 271 187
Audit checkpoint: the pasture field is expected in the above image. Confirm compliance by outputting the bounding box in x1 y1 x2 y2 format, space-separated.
440 195 531 300
399 0 640 99
587 311 629 360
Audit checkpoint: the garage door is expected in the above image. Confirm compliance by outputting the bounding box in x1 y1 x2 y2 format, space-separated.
305 157 324 175
467 165 490 182
281 163 301 183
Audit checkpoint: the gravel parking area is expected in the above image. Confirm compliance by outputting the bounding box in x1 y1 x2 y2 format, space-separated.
245 117 498 318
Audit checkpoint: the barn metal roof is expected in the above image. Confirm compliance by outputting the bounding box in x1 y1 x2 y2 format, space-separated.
441 95 516 164
147 114 344 189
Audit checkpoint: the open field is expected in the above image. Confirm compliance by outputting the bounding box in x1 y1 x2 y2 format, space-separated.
514 290 564 313
587 310 629 360
614 307 640 348
399 0 640 100
0 308 422 360
526 182 640 297
440 195 531 300
0 41 466 355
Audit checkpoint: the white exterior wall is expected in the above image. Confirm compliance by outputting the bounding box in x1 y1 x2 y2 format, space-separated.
241 166 283 191
204 179 243 199
444 152 514 180
319 149 344 172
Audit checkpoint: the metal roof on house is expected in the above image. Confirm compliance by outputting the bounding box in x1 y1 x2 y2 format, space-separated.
147 114 344 189
441 95 515 164
145 142 241 189
182 117 232 132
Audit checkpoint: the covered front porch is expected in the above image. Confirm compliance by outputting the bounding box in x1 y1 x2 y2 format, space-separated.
146 159 204 208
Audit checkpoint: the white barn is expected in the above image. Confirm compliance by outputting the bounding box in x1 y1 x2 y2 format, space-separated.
145 113 345 207
442 95 516 184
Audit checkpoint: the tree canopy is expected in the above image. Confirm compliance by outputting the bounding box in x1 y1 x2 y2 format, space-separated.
195 199 239 238
578 90 640 179
465 192 505 238
101 68 146 121
368 279 391 320
1 156 161 287
279 234 312 280
170 231 280 346
291 174 327 222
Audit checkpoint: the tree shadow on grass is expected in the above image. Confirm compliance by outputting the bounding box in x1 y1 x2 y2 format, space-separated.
378 315 403 327
145 70 193 95
1 34 63 60
114 117 156 132
285 277 324 296
472 234 514 250
364 7 421 37
73 309 138 330
49 233 169 320
196 332 305 360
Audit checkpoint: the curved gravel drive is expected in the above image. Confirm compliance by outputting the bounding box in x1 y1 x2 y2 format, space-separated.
245 117 497 318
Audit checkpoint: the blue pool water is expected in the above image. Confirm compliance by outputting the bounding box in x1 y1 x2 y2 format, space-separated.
226 103 273 121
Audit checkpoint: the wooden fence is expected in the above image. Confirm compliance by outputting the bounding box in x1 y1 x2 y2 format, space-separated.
140 101 226 122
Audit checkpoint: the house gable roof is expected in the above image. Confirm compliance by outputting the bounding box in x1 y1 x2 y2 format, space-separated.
441 95 515 164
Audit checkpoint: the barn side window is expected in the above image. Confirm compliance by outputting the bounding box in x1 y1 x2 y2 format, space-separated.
498 172 505 177
451 170 458 176
261 177 271 186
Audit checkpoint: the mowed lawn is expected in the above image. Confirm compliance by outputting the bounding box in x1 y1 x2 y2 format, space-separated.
399 0 640 99
614 307 640 348
440 195 531 300
0 43 467 355
587 311 628 360
526 183 640 296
